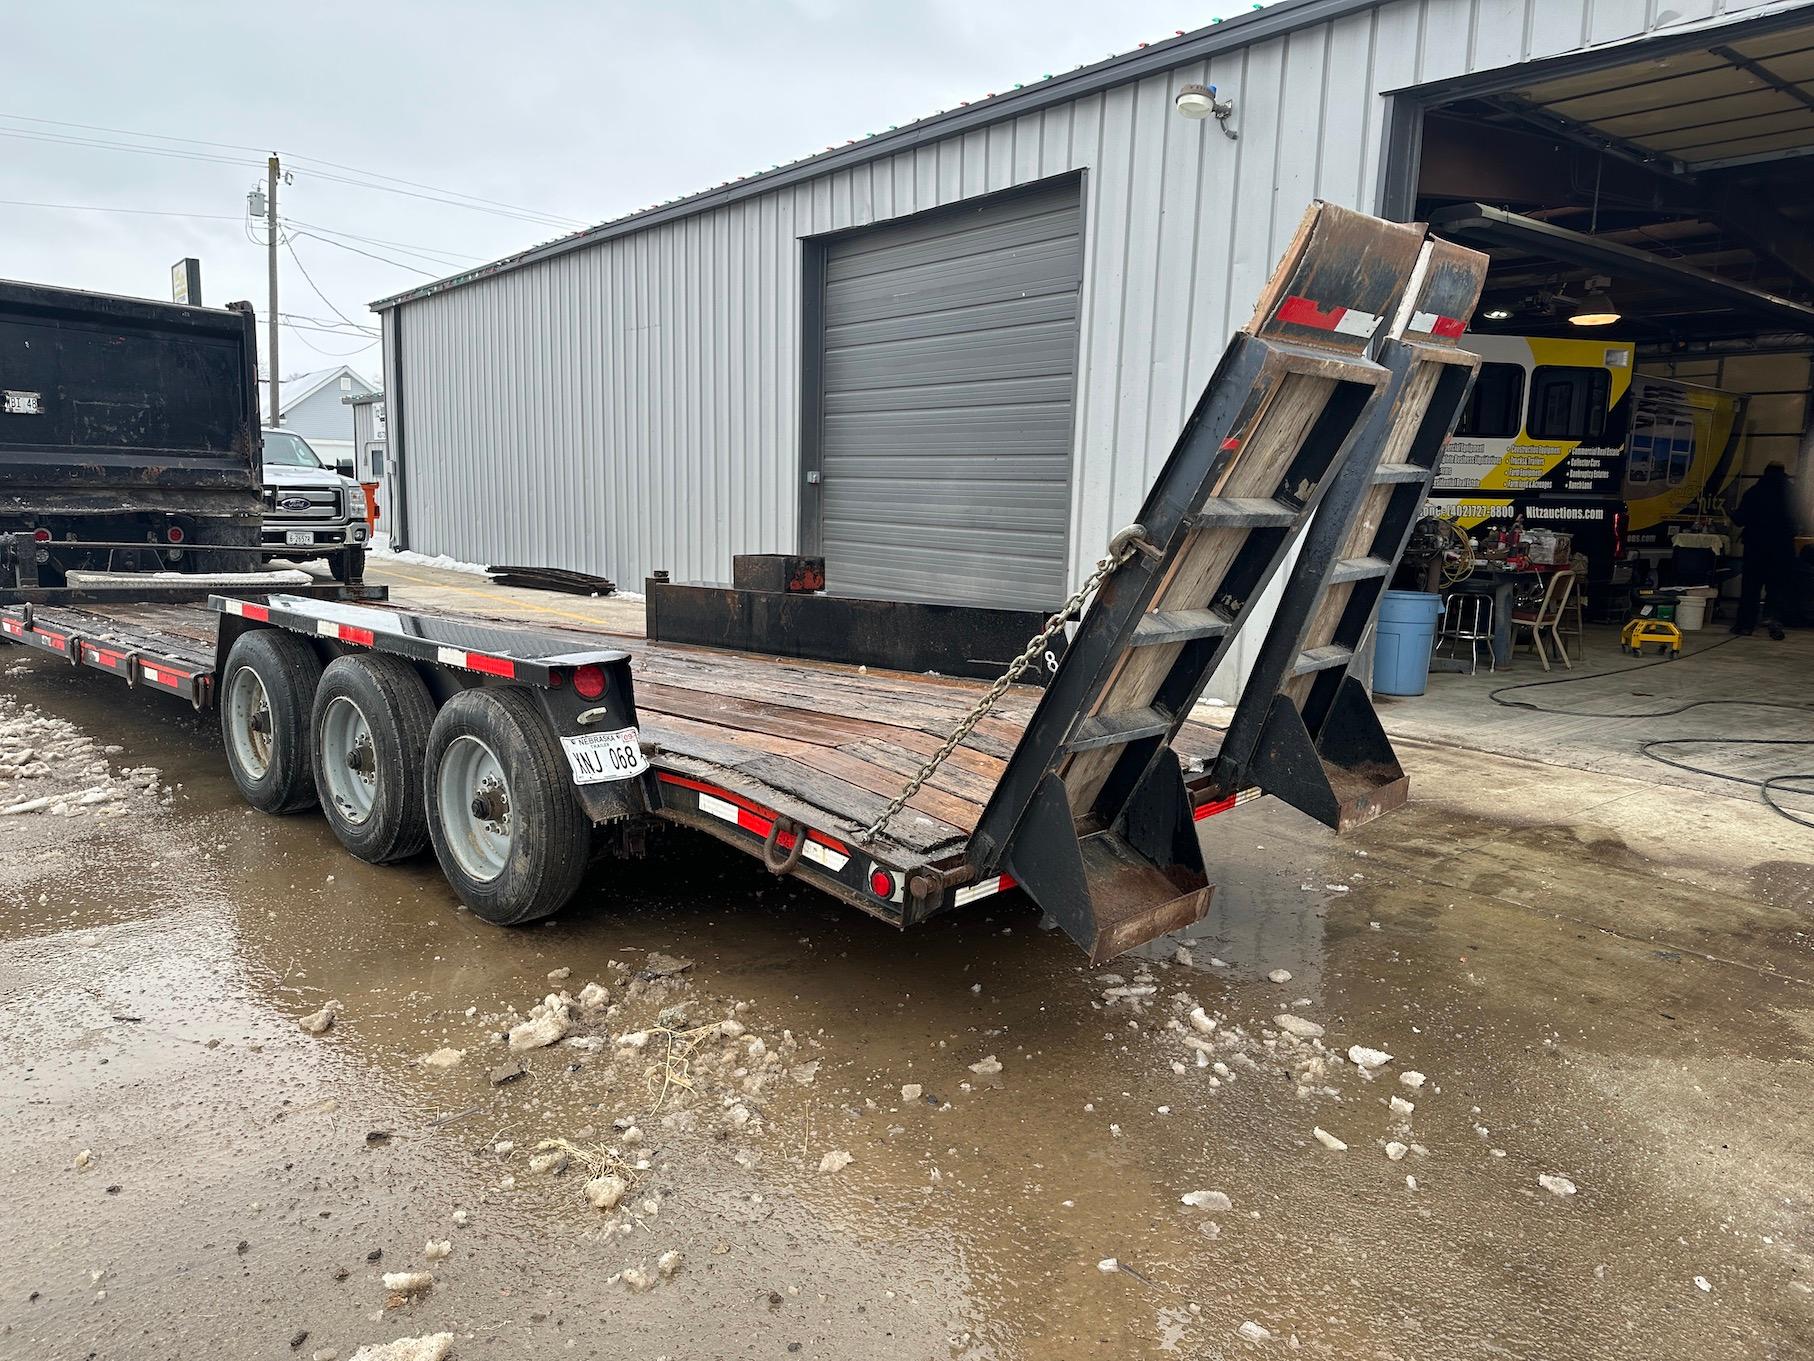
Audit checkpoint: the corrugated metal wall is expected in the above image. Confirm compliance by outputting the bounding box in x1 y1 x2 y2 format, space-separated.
387 0 1786 694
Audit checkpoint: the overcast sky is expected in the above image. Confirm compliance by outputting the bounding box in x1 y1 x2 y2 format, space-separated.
7 1 1246 383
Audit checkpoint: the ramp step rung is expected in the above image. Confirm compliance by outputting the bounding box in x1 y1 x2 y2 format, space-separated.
1329 555 1392 584
1189 497 1298 530
1067 705 1174 753
1374 462 1428 484
1131 608 1232 647
1292 644 1355 676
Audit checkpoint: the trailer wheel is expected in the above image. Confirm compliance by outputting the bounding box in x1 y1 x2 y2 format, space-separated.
425 687 588 925
311 654 435 863
221 630 323 814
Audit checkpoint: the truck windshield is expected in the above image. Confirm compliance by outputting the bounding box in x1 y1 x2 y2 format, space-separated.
263 431 324 468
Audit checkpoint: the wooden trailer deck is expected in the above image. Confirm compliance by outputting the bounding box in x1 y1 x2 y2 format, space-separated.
1 598 1229 872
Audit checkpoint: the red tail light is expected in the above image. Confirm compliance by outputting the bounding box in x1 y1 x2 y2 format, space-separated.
572 664 608 700
166 525 185 543
32 528 50 543
869 868 896 899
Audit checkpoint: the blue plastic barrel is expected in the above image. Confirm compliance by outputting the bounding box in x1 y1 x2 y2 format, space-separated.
1372 590 1445 697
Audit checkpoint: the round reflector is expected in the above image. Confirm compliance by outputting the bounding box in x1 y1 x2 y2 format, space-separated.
32 528 50 543
572 664 608 700
869 868 895 899
166 524 185 543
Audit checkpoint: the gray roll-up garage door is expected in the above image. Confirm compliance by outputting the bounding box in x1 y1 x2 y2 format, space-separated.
814 177 1082 611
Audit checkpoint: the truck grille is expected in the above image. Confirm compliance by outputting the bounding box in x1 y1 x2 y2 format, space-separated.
264 485 341 520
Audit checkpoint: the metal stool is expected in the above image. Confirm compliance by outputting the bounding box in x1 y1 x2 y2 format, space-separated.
1440 590 1494 674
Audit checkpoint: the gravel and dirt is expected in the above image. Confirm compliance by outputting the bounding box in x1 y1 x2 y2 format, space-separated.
1 600 1810 1359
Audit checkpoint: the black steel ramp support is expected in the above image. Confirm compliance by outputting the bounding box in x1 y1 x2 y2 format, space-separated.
972 201 1431 963
1207 236 1490 832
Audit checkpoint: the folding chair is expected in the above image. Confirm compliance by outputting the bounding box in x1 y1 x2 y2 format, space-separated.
1512 570 1576 671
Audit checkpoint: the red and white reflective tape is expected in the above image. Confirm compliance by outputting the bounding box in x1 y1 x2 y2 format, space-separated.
1193 786 1262 822
219 599 270 622
1 617 22 637
1410 310 1466 340
434 645 516 679
314 618 375 647
1275 294 1383 340
672 778 852 873
954 873 1017 907
139 662 187 690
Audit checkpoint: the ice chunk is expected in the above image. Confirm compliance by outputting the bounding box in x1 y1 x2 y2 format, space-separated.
507 996 570 1050
1538 1174 1577 1198
347 1335 453 1361
1188 1007 1217 1036
1347 1045 1392 1070
658 1249 684 1278
1312 1127 1347 1152
1180 1190 1232 1212
585 1173 628 1210
900 1083 923 1103
1266 969 1292 984
1097 1258 1119 1273
1273 1014 1324 1040
381 1271 433 1294
968 1055 1003 1076
1694 1275 1712 1292
577 981 609 1009
1389 1096 1414 1116
1237 1321 1272 1343
818 1149 853 1174
422 1240 451 1261
1398 1070 1426 1089
419 1048 464 1069
1384 1141 1408 1162
299 1001 340 1035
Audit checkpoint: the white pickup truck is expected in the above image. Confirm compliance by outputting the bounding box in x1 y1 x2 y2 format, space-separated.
261 429 370 583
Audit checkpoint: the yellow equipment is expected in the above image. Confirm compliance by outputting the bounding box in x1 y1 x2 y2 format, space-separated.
1621 616 1682 658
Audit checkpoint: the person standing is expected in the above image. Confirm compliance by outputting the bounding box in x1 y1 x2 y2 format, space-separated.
1731 463 1797 639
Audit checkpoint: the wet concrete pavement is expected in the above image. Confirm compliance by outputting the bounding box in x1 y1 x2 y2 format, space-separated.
1 641 1811 1360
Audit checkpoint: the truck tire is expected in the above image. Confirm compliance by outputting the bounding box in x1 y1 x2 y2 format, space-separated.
311 654 436 863
425 687 589 925
221 630 324 814
330 546 367 584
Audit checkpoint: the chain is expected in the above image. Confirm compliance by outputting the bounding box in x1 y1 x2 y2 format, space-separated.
861 523 1153 843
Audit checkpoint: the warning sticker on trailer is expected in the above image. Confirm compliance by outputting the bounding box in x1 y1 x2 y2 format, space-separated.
560 727 649 785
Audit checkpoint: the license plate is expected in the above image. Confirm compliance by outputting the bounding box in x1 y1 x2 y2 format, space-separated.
560 726 648 784
285 529 314 546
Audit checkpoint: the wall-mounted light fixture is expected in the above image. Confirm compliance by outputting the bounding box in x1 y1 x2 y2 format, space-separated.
1175 83 1238 140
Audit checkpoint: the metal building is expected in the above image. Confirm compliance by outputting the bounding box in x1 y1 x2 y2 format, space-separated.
372 0 1805 689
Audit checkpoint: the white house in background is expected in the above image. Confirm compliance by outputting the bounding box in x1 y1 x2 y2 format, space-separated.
258 366 379 467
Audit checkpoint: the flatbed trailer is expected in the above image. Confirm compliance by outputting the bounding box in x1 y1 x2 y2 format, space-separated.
0 204 1488 962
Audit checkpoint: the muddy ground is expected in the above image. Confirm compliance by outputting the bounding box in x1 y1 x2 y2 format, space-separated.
1 645 1810 1361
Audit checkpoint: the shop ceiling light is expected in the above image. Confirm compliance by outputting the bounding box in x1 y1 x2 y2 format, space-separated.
1568 281 1621 327
1483 307 1513 321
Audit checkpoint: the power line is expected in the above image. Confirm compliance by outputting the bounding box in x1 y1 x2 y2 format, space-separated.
283 218 480 268
286 229 439 278
0 197 242 222
0 111 588 228
281 231 374 333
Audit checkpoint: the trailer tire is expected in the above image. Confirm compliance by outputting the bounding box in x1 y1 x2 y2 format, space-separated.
425 687 588 925
221 630 323 814
311 654 436 863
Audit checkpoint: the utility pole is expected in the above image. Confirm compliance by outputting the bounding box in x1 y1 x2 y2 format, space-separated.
266 153 280 427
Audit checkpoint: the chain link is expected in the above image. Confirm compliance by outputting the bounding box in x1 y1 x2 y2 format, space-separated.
860 523 1151 843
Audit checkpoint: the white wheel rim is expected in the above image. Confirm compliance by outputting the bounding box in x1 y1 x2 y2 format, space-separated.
320 695 378 826
226 666 273 779
439 734 512 882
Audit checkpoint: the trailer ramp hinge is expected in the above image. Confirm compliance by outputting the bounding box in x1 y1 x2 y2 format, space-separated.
762 816 806 876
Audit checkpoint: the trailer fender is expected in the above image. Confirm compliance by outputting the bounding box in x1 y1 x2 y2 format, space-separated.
524 655 650 825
